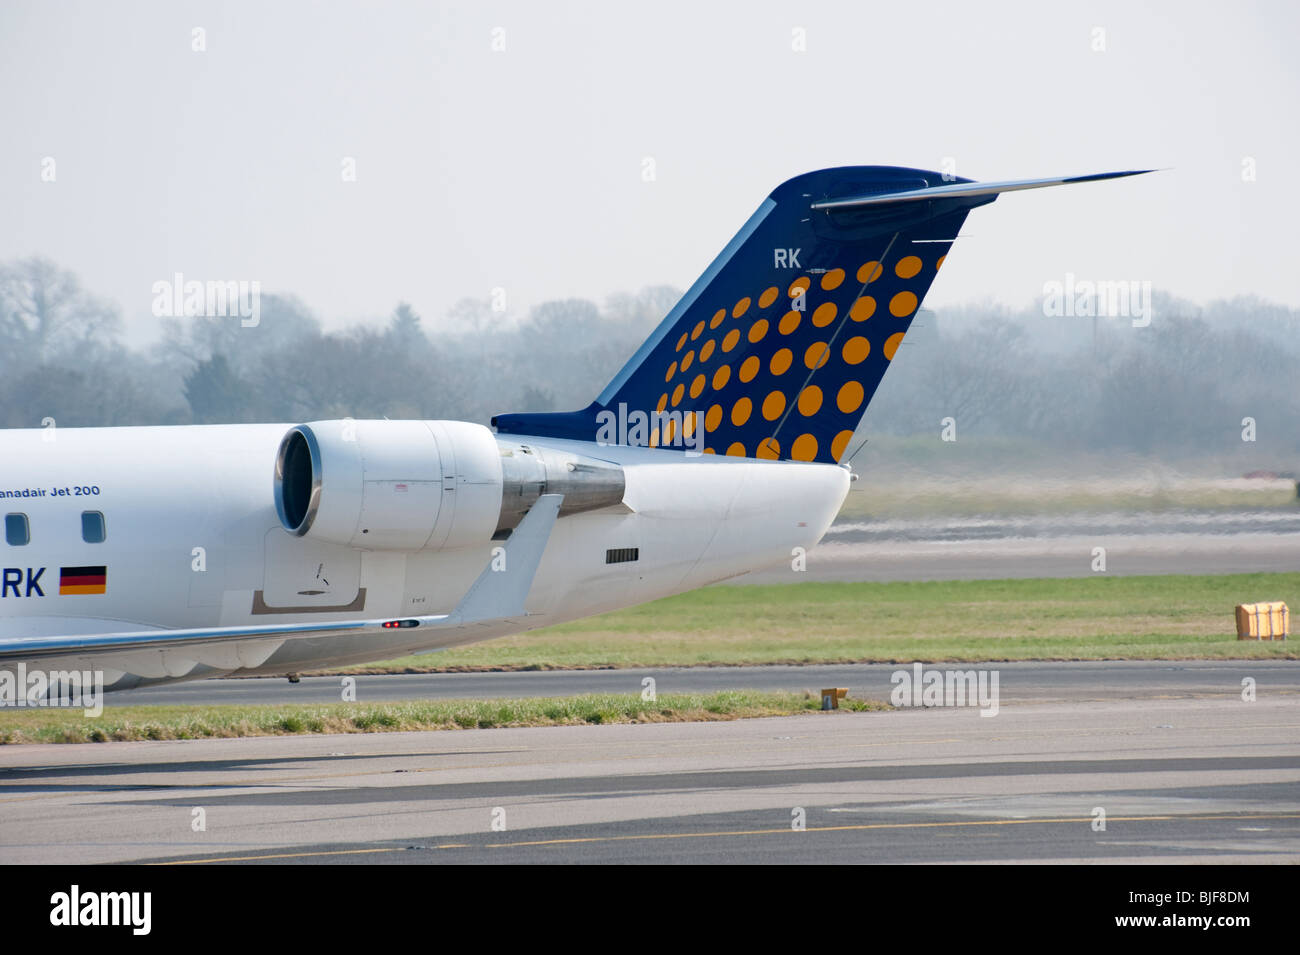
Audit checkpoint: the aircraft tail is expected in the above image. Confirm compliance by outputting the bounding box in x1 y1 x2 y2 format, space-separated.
493 165 1151 464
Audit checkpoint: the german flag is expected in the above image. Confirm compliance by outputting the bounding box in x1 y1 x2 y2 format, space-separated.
59 565 106 595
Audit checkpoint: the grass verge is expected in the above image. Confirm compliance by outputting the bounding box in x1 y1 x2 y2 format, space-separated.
0 691 881 744
324 573 1300 673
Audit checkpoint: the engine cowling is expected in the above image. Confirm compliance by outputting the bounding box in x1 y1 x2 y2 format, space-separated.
273 419 625 551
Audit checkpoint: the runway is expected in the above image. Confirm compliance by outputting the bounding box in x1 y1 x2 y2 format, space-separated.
740 509 1300 582
105 660 1300 708
2 692 1298 864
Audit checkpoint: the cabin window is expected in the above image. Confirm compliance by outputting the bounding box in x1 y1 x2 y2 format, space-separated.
81 511 106 543
4 513 29 546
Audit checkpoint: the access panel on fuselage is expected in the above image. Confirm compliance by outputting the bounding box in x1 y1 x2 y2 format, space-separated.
258 528 363 613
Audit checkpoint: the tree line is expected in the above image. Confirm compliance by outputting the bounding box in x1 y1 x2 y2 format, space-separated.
1 256 1297 460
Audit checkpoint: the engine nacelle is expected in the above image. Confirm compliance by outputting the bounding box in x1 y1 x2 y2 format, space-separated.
274 419 624 551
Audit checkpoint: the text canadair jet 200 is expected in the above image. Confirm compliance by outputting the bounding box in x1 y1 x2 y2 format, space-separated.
0 166 1150 692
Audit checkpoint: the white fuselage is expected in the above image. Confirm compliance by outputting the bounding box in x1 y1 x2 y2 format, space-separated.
0 423 848 687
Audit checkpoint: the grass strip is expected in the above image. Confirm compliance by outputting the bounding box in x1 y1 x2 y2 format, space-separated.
0 690 884 744
324 573 1300 673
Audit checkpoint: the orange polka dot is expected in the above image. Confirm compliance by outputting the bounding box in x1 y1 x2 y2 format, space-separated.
733 297 751 318
836 380 864 413
672 383 685 407
748 318 769 343
676 331 688 351
820 268 845 291
663 418 676 443
648 428 659 447
703 448 716 455
842 336 870 365
812 302 838 328
770 348 793 375
935 255 946 271
791 433 818 461
756 438 781 460
731 397 752 426
798 385 823 416
884 331 905 360
895 255 922 279
779 311 801 336
762 390 786 420
758 286 779 308
712 364 731 390
850 296 876 321
681 411 697 438
726 442 746 457
699 339 715 362
804 342 830 369
690 373 706 398
705 404 723 432
710 308 726 329
889 290 918 317
691 320 705 340
656 393 668 413
722 329 741 352
788 276 811 297
665 361 677 382
857 261 883 284
831 429 854 460
680 350 694 372
739 355 761 382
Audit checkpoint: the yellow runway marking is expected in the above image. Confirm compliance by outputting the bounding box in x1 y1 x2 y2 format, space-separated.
150 812 1300 863
481 812 1300 849
155 847 405 864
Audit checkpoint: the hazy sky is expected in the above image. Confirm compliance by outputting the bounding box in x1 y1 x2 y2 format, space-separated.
3 0 1296 345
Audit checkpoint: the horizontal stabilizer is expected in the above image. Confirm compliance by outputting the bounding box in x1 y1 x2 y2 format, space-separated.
811 170 1156 210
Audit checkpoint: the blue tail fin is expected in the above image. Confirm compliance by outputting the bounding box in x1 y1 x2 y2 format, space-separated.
494 165 1151 463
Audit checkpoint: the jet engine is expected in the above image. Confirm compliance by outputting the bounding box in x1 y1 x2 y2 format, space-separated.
273 419 624 551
